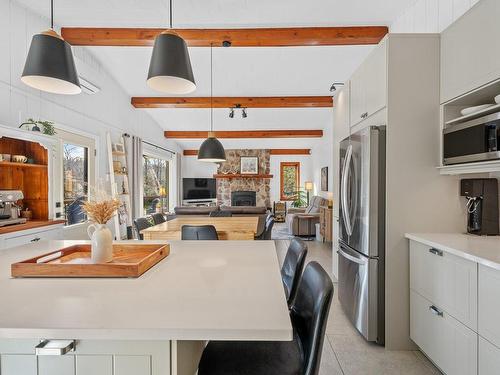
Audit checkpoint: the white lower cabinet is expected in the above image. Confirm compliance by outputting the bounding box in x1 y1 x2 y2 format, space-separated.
409 241 477 330
479 337 500 375
478 264 500 348
0 339 170 375
410 290 477 375
0 225 63 250
410 239 500 375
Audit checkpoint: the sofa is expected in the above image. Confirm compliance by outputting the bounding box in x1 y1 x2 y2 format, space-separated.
286 196 327 237
173 206 269 238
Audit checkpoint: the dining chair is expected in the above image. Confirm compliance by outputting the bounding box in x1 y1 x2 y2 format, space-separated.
134 217 153 240
181 225 219 240
151 212 166 225
197 262 334 375
209 210 233 217
281 238 308 307
263 216 275 240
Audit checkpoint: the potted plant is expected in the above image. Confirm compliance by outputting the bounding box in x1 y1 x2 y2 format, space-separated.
291 189 308 208
19 118 56 135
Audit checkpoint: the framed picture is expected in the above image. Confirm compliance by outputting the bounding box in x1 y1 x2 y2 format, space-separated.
113 143 125 153
321 167 328 191
240 156 259 174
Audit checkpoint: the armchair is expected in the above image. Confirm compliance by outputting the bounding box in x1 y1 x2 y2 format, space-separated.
286 196 327 236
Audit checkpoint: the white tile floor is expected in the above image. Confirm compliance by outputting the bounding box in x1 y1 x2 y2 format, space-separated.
274 238 442 375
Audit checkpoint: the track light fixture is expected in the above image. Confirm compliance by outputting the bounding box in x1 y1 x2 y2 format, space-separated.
329 82 345 92
228 104 248 119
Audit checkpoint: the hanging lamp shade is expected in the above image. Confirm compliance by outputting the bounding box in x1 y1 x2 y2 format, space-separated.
198 132 226 162
147 31 196 94
21 30 81 95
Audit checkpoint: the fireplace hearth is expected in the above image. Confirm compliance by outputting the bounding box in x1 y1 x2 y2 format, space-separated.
231 191 256 206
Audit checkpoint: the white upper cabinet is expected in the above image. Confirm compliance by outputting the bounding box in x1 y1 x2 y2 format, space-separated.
441 0 500 103
350 39 387 127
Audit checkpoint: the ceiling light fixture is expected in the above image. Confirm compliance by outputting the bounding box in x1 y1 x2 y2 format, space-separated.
147 0 196 94
198 44 226 163
21 0 81 95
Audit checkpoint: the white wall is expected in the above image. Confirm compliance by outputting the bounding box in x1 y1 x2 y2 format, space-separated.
391 0 481 33
311 108 334 201
0 0 181 238
181 156 218 178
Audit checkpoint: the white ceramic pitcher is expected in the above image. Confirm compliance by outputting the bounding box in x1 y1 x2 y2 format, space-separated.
87 224 113 263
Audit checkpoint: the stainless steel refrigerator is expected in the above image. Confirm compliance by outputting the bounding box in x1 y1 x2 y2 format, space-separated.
338 126 386 345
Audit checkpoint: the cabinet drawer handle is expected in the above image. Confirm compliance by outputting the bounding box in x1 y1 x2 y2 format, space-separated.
31 237 41 242
35 339 75 356
429 305 444 317
428 248 443 256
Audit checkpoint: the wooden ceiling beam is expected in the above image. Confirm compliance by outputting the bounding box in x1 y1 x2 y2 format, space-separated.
61 26 388 47
183 148 311 156
166 130 323 139
132 96 333 109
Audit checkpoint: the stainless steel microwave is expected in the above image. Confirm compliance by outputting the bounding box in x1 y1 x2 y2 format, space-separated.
443 112 500 165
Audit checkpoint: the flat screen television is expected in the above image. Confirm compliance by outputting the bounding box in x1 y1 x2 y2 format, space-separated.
182 178 216 200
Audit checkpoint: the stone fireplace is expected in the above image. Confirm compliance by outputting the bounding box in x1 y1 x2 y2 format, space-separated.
216 149 271 207
231 191 257 206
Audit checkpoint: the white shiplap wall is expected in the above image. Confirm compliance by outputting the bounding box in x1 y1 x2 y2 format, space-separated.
391 0 481 33
0 0 181 237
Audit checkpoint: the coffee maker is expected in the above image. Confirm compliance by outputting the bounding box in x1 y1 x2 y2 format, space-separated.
460 179 499 236
0 190 27 227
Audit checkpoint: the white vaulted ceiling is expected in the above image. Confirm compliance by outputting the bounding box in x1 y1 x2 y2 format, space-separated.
16 0 411 149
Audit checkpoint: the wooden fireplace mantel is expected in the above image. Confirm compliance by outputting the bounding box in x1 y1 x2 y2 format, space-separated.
214 174 273 179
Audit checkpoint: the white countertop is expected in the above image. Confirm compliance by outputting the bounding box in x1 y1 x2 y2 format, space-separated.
0 240 292 341
405 233 500 270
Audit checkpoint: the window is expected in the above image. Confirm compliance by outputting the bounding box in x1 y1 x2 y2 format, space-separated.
58 129 96 226
280 162 300 201
143 154 170 215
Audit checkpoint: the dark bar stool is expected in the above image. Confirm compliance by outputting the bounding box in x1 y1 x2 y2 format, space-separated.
181 225 219 240
151 213 166 225
281 238 308 307
134 217 153 240
198 262 334 375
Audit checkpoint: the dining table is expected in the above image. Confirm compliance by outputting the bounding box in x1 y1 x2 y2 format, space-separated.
141 216 260 240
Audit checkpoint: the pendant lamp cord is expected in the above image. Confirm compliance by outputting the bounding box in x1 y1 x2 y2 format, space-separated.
50 0 54 29
169 0 173 29
210 43 214 133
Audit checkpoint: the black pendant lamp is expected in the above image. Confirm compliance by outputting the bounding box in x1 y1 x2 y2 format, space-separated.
147 0 196 94
21 0 81 95
198 45 226 163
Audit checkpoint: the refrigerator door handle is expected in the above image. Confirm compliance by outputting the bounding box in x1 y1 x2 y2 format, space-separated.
342 145 353 236
337 248 367 265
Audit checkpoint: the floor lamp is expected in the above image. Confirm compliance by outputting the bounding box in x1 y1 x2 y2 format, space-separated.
304 181 314 205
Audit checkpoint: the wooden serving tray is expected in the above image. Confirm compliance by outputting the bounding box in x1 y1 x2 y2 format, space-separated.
11 244 170 278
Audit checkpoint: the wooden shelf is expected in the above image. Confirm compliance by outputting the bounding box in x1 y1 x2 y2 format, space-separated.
0 161 47 169
213 174 273 179
112 151 126 156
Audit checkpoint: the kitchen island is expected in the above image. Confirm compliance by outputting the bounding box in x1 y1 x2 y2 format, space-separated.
0 240 291 375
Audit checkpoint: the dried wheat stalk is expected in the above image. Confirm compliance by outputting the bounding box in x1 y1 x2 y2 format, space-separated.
82 199 121 224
